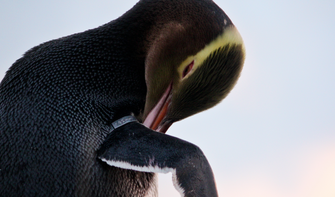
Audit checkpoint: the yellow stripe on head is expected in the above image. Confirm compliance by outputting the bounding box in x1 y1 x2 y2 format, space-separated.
178 26 245 79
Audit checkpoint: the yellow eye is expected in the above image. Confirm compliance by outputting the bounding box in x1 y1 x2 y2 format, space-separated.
182 60 194 78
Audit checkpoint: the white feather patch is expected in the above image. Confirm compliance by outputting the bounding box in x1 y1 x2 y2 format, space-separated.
100 158 174 174
100 158 186 196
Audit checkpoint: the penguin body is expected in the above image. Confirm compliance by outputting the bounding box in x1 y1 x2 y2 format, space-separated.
0 0 245 196
0 15 150 197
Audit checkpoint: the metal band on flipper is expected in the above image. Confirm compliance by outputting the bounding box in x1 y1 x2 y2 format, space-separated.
111 115 138 131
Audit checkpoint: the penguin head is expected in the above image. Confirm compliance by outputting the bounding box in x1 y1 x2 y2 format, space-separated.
140 1 245 133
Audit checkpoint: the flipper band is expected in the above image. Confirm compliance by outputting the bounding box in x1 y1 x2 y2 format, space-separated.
111 115 138 131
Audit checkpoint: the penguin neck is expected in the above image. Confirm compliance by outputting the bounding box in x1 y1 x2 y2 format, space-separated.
97 2 187 122
86 5 172 120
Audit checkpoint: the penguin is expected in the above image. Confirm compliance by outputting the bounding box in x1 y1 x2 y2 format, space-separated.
0 0 245 196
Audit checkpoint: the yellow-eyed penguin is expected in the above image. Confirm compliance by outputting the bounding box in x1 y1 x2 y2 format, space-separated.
0 0 245 196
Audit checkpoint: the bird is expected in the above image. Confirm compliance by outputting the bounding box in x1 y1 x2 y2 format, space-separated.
0 0 245 196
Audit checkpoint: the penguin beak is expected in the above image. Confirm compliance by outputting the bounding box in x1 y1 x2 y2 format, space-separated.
143 83 173 133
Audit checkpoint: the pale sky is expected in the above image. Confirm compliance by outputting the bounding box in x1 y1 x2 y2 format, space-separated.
1 0 335 196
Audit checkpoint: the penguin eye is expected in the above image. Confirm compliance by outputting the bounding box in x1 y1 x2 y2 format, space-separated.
182 61 194 78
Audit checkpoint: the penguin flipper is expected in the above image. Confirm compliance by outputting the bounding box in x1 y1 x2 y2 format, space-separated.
98 122 218 197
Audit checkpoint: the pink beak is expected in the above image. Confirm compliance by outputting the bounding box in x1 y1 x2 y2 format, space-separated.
143 83 173 133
